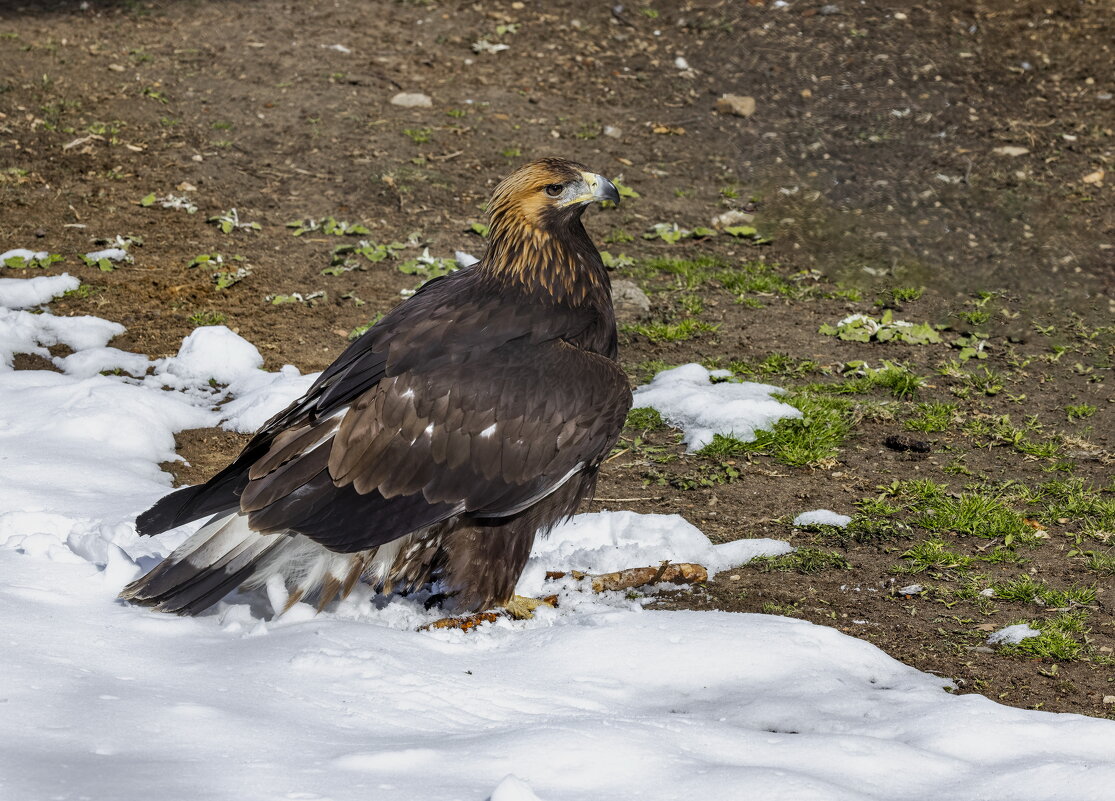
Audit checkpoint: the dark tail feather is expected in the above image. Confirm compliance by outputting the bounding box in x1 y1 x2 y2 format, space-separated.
137 473 246 536
121 513 286 614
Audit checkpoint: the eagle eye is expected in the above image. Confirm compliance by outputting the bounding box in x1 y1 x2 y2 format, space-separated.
544 183 564 197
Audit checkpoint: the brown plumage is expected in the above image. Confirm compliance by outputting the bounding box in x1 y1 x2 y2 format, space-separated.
120 158 632 616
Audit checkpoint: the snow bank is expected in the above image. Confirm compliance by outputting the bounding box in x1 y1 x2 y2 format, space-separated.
159 324 264 385
2 274 1115 801
794 509 853 527
520 510 789 593
631 363 802 450
0 273 79 308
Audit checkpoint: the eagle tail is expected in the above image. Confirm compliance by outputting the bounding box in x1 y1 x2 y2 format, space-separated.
120 512 286 615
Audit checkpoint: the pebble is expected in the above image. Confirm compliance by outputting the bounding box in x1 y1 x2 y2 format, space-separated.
711 209 755 228
603 125 623 139
390 92 433 108
897 584 923 596
611 279 651 320
992 146 1029 157
715 94 756 118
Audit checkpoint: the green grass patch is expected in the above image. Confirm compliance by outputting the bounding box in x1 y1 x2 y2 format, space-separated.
1079 549 1115 576
729 353 818 379
915 492 1031 541
625 407 665 431
904 402 957 432
187 310 227 326
622 319 719 343
989 574 1096 607
896 539 973 573
1065 403 1097 421
698 392 854 467
753 547 852 574
999 611 1091 661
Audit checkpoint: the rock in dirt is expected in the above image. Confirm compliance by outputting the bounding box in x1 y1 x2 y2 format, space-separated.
992 146 1029 157
715 94 756 118
390 92 433 108
611 279 651 320
711 209 755 229
883 434 931 453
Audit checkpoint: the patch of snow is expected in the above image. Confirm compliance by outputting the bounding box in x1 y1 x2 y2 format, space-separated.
0 247 48 263
631 363 801 450
2 274 1115 801
84 247 131 263
794 509 853 527
455 250 480 268
53 346 153 378
988 624 1042 646
158 325 264 385
220 364 317 433
521 511 790 593
0 273 78 308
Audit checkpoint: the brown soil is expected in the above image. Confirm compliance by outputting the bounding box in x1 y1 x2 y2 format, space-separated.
1 0 1112 717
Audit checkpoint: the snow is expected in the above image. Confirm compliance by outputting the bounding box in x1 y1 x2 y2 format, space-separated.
988 623 1042 645
631 363 802 450
158 324 264 385
794 509 853 527
3 274 1115 801
0 272 79 308
0 247 48 263
84 247 131 263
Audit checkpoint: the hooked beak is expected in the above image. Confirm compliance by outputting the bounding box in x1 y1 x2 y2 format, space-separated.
567 171 620 206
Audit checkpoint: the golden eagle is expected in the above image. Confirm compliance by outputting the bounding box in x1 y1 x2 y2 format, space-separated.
121 158 632 620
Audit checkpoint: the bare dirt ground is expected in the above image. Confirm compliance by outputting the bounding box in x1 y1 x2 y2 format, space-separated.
1 0 1112 717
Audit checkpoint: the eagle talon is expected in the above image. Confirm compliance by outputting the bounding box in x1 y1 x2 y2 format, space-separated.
502 594 556 620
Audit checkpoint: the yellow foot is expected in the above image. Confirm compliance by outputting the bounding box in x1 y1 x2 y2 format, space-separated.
421 611 502 632
502 594 558 620
419 595 558 631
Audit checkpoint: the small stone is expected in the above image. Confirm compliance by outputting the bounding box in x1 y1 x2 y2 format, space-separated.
108 63 125 72
1082 169 1105 185
674 56 690 70
897 584 923 596
883 434 930 454
894 11 907 20
992 146 1029 157
820 4 840 15
715 94 756 118
711 209 754 229
603 125 623 139
390 92 433 108
611 279 651 321
191 154 203 162
1104 695 1115 705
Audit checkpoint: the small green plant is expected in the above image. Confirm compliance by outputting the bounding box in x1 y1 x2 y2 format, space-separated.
287 217 371 236
1079 550 1115 576
208 208 260 234
468 222 490 237
643 222 718 243
1065 404 1097 421
916 492 1031 541
819 311 942 344
890 286 925 303
501 147 522 158
403 127 432 144
599 251 634 270
188 310 227 326
990 574 1096 607
348 313 385 340
2 251 63 270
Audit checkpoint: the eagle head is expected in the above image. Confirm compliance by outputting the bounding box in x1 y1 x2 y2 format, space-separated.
486 158 620 239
